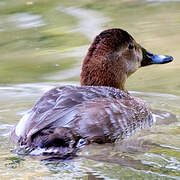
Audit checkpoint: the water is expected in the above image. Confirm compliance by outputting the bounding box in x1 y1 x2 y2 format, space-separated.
0 0 180 179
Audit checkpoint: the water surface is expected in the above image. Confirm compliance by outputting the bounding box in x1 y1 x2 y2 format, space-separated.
0 0 180 179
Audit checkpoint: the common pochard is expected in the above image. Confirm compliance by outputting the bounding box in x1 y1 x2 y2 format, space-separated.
10 28 173 158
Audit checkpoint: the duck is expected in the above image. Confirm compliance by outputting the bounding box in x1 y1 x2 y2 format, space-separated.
10 28 173 158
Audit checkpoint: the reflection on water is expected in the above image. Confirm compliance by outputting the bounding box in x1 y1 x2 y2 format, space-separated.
9 13 45 30
58 6 110 41
0 13 44 32
0 0 180 179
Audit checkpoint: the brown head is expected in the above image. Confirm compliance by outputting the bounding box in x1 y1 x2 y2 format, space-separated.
80 28 173 91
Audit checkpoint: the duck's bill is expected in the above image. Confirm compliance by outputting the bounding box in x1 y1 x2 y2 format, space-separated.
141 48 173 67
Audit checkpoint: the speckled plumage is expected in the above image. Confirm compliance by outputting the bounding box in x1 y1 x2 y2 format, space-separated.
11 86 152 155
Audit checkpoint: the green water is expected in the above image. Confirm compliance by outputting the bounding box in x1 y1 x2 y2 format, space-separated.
0 0 180 179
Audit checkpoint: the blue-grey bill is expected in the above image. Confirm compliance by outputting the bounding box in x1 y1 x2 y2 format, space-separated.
141 48 173 67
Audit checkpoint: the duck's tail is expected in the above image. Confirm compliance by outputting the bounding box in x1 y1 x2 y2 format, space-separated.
18 127 87 159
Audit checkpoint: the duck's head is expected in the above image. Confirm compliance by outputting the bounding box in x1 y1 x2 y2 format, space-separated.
80 28 173 92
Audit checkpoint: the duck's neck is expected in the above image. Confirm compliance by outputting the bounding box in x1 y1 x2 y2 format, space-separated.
80 51 128 92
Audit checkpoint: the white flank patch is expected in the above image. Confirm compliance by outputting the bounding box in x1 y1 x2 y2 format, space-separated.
15 111 31 137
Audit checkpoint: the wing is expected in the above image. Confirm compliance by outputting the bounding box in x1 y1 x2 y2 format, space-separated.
12 85 130 143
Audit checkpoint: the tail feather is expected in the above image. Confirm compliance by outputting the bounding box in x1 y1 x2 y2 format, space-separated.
17 127 82 159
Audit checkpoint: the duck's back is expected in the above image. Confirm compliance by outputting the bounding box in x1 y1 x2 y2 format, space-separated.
11 85 153 156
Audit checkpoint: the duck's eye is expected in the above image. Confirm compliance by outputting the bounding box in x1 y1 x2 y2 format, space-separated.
128 44 134 50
